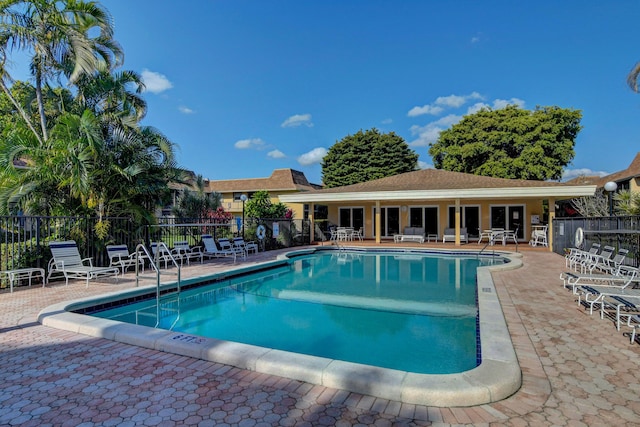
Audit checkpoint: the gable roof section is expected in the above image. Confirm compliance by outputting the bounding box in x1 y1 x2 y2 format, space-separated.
564 152 640 188
206 168 321 193
279 168 596 203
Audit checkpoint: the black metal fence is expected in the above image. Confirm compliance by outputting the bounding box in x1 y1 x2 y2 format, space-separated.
552 216 640 267
0 215 311 290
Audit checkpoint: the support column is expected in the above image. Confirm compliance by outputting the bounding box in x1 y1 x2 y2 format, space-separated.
455 199 461 246
548 198 555 251
375 200 381 244
309 203 315 243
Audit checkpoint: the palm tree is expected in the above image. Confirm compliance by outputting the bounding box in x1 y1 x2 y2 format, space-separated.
628 62 640 92
0 0 122 142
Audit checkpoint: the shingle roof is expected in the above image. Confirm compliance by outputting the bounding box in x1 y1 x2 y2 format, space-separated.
206 169 321 193
564 152 640 188
312 168 570 194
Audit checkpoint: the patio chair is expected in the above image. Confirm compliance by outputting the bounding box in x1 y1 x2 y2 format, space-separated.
528 225 548 247
106 244 145 275
597 248 629 275
47 240 119 287
565 242 600 270
581 245 616 273
560 265 640 293
172 241 204 265
218 238 245 259
201 235 236 262
232 237 258 255
150 242 174 269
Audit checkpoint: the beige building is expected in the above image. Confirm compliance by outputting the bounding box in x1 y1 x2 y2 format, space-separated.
205 168 321 218
280 168 596 248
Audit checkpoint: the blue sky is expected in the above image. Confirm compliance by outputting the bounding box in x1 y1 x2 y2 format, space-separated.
39 1 640 184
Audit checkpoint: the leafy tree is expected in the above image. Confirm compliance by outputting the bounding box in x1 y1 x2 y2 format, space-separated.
0 0 122 142
321 128 418 188
172 175 223 219
428 105 582 180
245 190 288 218
613 190 640 215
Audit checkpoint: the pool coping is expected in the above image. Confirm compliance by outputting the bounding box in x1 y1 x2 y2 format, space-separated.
38 247 523 407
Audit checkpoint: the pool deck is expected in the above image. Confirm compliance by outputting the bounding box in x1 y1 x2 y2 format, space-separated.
2 242 640 426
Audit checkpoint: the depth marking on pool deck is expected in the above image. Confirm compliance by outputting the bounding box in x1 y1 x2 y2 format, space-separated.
38 248 524 407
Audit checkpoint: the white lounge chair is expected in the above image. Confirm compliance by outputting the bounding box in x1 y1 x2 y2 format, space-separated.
232 237 258 255
150 242 174 269
218 238 245 259
106 244 144 275
201 234 236 262
560 265 640 293
172 241 204 265
48 241 119 287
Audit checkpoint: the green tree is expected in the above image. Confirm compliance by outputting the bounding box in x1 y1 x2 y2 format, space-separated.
628 62 640 92
613 190 640 215
0 0 122 142
245 190 288 219
172 175 223 219
321 128 418 188
428 105 581 180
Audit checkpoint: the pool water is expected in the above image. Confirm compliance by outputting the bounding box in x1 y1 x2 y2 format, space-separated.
92 251 487 374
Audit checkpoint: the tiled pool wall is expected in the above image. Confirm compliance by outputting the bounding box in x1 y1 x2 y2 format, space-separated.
38 247 523 407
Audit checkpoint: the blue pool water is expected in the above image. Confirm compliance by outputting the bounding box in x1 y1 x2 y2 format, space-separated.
91 250 496 374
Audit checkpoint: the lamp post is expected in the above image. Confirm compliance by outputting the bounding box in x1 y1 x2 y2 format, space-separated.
240 194 247 239
604 181 618 217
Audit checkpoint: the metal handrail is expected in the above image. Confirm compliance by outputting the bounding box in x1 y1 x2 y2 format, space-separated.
135 242 181 327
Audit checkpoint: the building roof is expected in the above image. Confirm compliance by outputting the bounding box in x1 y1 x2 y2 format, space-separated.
565 152 640 188
206 169 321 193
279 168 596 203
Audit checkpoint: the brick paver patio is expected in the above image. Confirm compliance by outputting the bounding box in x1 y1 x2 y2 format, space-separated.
1 244 639 426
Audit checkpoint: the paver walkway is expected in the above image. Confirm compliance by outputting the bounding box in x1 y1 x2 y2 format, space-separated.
1 246 639 426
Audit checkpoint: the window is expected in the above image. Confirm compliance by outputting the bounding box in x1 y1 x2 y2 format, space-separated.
409 206 439 235
448 205 480 238
338 207 364 229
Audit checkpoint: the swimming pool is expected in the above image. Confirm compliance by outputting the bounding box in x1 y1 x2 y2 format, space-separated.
39 247 523 406
90 251 485 374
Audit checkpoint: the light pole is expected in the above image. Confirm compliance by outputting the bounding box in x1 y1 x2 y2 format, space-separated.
240 194 247 239
604 181 618 217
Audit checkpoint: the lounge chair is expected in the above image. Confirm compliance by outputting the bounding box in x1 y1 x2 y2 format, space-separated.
150 242 174 269
582 245 616 273
47 240 119 287
560 265 640 293
201 234 236 262
106 244 145 275
232 237 258 255
172 241 204 265
597 248 629 275
219 238 245 259
565 243 600 270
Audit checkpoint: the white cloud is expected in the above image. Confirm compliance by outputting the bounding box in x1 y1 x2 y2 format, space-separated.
561 168 609 181
471 36 480 43
297 147 327 166
407 92 484 117
418 160 434 169
141 69 173 94
381 118 393 124
234 138 265 149
178 105 194 114
466 102 491 115
281 114 313 128
268 149 286 159
493 98 525 109
409 114 463 147
407 105 444 117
